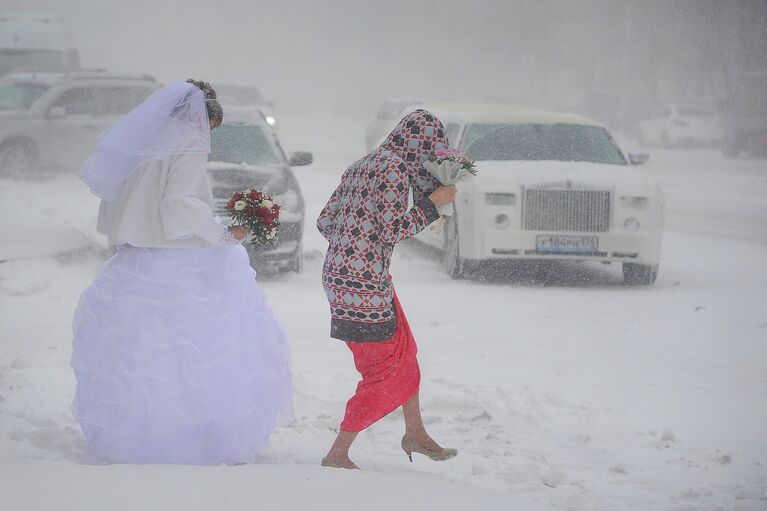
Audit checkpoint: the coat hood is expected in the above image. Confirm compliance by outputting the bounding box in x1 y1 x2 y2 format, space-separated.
378 109 450 193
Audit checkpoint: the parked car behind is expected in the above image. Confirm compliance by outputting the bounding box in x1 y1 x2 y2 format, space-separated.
415 103 664 286
720 71 767 158
0 70 158 177
214 83 278 132
364 98 422 151
0 12 80 76
636 103 723 148
207 107 312 273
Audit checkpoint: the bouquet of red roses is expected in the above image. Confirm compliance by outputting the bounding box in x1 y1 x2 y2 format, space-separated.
225 188 280 246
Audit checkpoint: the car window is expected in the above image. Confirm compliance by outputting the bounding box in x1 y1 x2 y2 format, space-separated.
209 124 282 166
0 82 49 110
461 123 628 165
92 86 154 115
50 85 154 116
0 48 64 76
50 87 98 115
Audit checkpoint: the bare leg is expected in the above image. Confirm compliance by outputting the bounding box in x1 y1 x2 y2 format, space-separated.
322 430 360 469
401 392 442 451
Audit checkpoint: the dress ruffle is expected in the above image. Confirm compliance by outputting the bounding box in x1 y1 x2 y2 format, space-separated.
71 244 293 464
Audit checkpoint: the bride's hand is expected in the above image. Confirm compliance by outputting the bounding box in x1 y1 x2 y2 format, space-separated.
228 226 249 241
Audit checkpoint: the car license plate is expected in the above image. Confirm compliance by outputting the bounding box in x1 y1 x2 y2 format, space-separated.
536 235 599 253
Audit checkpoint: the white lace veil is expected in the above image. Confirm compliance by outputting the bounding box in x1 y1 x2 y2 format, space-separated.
78 81 211 201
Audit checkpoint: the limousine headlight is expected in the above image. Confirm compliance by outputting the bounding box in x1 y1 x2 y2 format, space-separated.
620 196 648 209
495 214 511 229
486 193 516 206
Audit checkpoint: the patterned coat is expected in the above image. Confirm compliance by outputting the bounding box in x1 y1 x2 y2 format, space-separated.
317 110 450 342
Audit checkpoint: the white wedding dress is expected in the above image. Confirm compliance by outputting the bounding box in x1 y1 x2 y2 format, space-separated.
72 243 293 464
71 82 293 464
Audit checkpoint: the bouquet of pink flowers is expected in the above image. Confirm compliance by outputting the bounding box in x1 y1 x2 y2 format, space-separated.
423 148 477 216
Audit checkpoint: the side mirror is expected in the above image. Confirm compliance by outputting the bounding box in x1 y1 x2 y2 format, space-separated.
629 152 650 165
48 106 67 119
289 151 313 166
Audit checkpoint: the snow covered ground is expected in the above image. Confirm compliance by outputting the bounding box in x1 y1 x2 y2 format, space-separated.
0 138 765 510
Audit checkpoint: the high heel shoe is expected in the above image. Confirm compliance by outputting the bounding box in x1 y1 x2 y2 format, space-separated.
401 435 458 462
321 457 361 470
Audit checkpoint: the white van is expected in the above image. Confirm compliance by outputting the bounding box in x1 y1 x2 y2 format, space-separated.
0 12 80 76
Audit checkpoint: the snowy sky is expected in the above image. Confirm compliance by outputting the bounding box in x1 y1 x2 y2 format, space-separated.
4 0 766 120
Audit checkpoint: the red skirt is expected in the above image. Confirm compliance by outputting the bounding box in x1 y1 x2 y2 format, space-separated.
340 291 420 432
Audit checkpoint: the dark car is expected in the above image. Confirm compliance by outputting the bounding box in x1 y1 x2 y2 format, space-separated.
207 108 312 273
721 71 767 158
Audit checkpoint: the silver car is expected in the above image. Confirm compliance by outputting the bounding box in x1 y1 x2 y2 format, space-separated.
0 70 159 177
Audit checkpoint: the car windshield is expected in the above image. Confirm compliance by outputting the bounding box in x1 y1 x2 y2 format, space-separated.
0 82 49 110
461 123 628 165
0 49 63 76
209 124 282 165
215 85 266 106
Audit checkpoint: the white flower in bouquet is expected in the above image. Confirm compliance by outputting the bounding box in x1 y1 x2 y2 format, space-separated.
233 200 247 211
423 148 477 216
261 199 274 208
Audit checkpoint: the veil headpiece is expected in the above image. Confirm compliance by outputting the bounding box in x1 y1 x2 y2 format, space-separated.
78 81 211 201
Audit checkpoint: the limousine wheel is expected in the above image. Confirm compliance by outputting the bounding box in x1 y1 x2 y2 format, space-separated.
623 262 658 286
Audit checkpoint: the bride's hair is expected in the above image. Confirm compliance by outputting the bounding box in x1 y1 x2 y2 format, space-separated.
186 78 223 128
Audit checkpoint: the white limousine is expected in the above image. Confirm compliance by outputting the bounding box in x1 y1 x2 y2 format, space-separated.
416 103 665 286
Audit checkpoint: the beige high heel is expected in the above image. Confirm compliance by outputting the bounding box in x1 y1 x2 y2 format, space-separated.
401 435 458 462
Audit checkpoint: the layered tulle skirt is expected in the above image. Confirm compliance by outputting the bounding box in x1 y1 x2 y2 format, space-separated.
71 244 293 464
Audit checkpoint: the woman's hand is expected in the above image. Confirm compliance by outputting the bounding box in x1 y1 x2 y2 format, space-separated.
228 226 249 241
428 185 457 207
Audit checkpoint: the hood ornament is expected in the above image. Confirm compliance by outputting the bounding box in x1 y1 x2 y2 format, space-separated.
566 179 572 189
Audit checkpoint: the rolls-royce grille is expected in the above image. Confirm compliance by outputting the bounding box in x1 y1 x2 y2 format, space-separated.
524 189 611 232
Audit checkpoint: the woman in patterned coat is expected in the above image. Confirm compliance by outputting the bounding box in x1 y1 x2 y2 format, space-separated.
317 110 458 469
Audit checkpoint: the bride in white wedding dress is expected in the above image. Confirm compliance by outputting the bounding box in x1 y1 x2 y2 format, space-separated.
71 79 293 465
